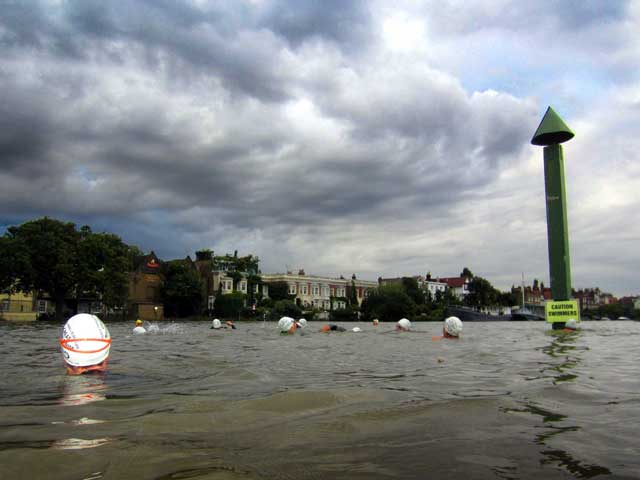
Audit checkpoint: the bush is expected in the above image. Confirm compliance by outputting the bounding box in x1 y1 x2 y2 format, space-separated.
271 300 302 319
214 292 246 319
360 284 416 322
330 307 358 322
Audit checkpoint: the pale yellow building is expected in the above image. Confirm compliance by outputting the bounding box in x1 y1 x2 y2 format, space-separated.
262 271 377 311
0 290 48 321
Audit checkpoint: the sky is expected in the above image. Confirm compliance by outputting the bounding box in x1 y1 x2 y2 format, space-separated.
1 0 639 296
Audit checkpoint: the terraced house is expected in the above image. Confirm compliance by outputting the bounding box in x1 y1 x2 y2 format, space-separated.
262 270 377 311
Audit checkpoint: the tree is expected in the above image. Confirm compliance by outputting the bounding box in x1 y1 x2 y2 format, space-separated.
533 278 539 290
0 236 19 293
330 307 358 322
162 260 204 317
215 291 246 319
360 284 416 322
246 273 262 307
6 217 81 317
76 229 131 312
465 276 501 307
3 217 136 318
228 270 243 290
271 299 302 319
401 277 425 305
267 281 293 301
349 277 358 306
460 267 474 278
497 290 517 306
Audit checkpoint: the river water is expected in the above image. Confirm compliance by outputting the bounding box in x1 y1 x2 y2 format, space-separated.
0 320 638 479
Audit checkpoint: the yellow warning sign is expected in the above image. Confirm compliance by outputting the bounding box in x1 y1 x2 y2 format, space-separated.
545 300 580 323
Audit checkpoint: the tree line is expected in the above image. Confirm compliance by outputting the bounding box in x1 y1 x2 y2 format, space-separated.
1 217 521 322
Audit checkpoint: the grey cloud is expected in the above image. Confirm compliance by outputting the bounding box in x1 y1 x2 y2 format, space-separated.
257 0 373 50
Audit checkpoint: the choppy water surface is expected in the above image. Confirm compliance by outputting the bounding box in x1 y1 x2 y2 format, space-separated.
1 320 639 479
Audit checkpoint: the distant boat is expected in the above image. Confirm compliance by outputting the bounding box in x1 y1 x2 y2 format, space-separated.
446 306 511 322
510 307 545 321
511 273 545 321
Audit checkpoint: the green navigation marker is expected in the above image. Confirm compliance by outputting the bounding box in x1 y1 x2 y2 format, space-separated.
531 106 574 146
531 107 575 327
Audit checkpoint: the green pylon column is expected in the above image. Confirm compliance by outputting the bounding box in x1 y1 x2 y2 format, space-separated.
543 143 571 300
531 106 575 301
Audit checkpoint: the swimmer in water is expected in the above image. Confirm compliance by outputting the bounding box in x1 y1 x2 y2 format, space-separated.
133 319 146 334
432 316 463 340
278 317 297 334
396 318 411 331
320 324 347 332
373 318 380 327
226 320 237 330
211 318 222 329
60 314 111 375
562 319 579 332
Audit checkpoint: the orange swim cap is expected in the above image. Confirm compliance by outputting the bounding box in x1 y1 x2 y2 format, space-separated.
320 325 331 333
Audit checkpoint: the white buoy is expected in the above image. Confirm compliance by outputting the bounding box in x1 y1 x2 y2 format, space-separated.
60 314 111 368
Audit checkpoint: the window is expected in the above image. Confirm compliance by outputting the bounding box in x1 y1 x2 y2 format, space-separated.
146 286 157 300
240 281 247 292
313 285 319 296
289 284 297 295
337 288 345 297
253 284 259 293
223 280 233 291
37 300 47 313
323 287 329 297
301 285 308 295
1 299 9 312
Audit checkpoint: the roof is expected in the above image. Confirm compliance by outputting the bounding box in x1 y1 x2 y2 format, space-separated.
436 277 468 288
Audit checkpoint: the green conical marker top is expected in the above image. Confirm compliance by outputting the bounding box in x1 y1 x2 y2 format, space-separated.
531 106 574 146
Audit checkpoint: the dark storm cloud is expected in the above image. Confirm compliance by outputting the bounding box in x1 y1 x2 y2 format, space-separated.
0 85 54 175
1 0 295 102
0 0 536 231
257 0 373 50
422 0 630 34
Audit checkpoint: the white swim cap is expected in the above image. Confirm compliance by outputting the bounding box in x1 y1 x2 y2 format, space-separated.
212 319 222 329
397 318 411 330
133 326 146 334
60 314 111 367
279 316 294 332
298 318 307 328
565 319 578 330
278 317 295 333
444 316 463 337
352 327 362 332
